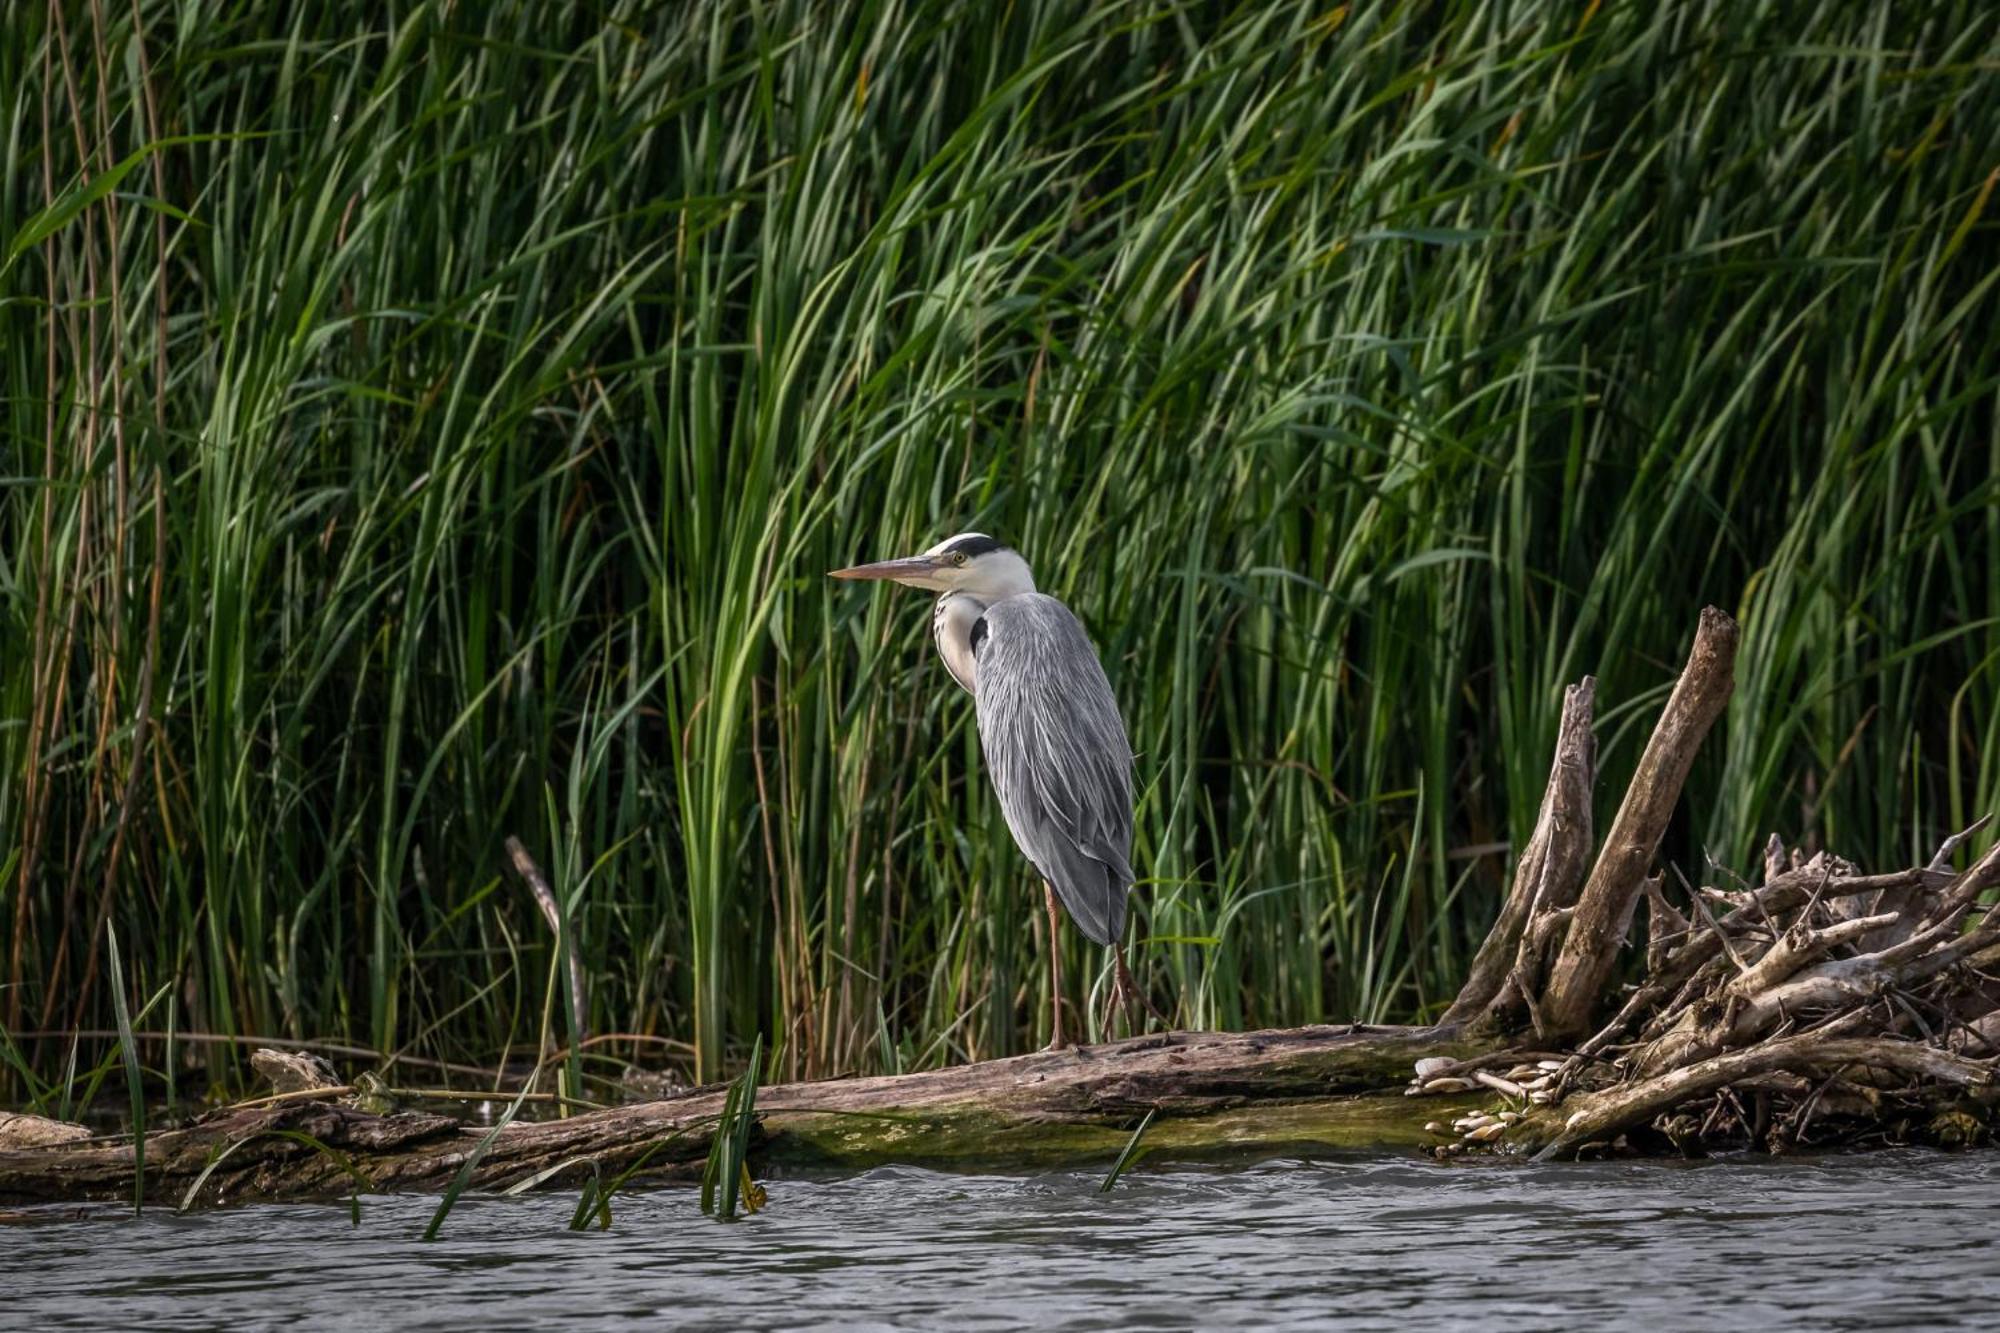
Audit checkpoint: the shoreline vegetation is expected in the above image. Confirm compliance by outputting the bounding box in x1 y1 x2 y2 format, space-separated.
3 0 1998 1178
9 609 2000 1206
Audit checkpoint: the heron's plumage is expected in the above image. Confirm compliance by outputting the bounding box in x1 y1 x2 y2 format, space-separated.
967 592 1134 946
931 591 984 694
830 534 1137 954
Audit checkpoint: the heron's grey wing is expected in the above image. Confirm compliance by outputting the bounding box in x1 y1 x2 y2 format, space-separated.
973 593 1134 946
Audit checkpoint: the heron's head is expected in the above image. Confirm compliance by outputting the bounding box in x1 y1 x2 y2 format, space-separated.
830 532 1036 600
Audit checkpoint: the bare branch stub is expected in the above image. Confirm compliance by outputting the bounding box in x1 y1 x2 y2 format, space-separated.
506 835 589 1044
1540 606 1739 1039
1444 676 1596 1026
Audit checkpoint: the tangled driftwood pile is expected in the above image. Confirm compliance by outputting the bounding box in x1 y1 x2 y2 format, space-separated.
1421 607 2000 1159
3 607 1997 1205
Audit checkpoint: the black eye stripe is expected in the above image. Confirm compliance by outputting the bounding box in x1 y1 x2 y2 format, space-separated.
938 534 1004 558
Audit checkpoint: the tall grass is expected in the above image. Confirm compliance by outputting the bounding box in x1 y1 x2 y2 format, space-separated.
2 1 1996 1092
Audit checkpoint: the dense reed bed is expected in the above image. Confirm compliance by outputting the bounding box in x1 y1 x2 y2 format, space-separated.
2 1 1996 1094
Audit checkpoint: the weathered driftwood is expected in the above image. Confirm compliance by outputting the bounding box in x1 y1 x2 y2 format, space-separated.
1539 606 1738 1038
1419 607 2000 1160
6 604 2000 1202
248 1048 343 1094
0 1113 91 1150
1441 677 1596 1027
1534 1036 1995 1160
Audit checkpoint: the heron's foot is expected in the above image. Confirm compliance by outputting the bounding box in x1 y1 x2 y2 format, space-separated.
1111 950 1169 1032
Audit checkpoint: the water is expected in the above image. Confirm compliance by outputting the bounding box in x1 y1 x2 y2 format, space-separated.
13 1151 2000 1330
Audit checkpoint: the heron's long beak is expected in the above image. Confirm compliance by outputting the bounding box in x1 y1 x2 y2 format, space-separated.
828 555 937 582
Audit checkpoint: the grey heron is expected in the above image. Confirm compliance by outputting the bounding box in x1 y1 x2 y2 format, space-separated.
831 532 1154 1049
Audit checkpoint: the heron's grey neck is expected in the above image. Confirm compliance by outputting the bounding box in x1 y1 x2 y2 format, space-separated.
933 592 987 694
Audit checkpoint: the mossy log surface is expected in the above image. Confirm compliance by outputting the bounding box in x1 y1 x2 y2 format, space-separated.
0 1025 1493 1206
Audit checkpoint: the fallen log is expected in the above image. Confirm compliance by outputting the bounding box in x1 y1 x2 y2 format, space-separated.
0 1026 1492 1206
6 604 1999 1203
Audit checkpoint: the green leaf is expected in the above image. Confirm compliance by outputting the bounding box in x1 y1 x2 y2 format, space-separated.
3 133 268 268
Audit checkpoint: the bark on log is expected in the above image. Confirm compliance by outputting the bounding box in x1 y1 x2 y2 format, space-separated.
0 1026 1492 1206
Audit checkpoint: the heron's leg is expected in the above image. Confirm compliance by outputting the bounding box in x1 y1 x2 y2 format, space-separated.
1042 882 1070 1052
1112 942 1169 1029
1102 946 1133 1037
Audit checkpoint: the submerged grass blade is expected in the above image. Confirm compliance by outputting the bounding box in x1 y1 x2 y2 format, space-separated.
106 925 143 1216
1099 1108 1157 1194
422 1073 538 1243
701 1034 765 1221
567 1161 609 1232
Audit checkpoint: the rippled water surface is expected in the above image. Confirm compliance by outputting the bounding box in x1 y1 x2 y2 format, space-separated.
15 1151 2000 1329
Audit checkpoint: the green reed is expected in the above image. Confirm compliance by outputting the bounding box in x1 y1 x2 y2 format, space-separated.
2 1 1996 1094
